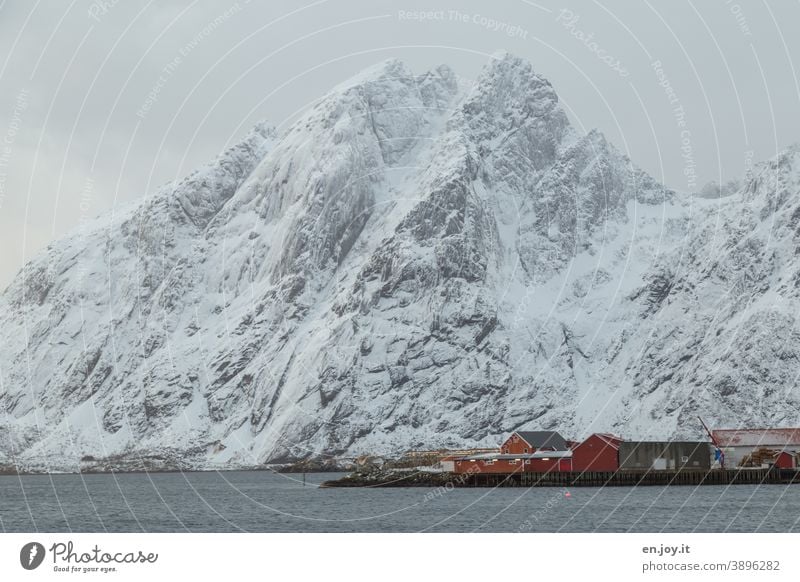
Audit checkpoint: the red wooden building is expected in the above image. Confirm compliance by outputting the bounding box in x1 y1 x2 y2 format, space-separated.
500 430 569 454
571 433 623 472
454 451 573 474
774 451 797 469
454 431 571 474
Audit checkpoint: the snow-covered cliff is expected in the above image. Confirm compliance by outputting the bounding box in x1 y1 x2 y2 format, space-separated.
1 53 797 470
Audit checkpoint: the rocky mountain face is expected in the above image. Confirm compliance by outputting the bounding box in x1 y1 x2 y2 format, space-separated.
1 53 797 470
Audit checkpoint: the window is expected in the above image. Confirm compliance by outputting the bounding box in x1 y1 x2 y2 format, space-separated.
484 460 494 465
508 459 517 465
523 448 529 453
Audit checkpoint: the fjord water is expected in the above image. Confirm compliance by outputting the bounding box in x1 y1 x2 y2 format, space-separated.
1 472 798 533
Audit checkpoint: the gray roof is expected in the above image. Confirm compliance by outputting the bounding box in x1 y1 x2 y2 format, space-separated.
515 431 568 451
456 451 573 461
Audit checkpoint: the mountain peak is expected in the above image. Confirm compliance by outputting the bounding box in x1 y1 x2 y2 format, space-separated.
1 55 761 469
331 58 414 94
487 49 533 69
740 143 800 212
462 52 560 122
478 50 553 91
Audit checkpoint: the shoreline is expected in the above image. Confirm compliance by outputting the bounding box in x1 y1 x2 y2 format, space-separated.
322 467 800 488
0 466 296 477
4 466 800 489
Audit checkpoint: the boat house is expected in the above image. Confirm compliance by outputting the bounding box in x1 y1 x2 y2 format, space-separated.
570 433 623 472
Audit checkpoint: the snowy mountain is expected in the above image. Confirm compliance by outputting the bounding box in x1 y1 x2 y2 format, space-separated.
1 53 797 470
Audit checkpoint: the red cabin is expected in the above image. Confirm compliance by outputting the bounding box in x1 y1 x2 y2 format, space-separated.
774 451 796 469
453 430 570 474
453 451 572 474
571 433 623 472
500 431 568 455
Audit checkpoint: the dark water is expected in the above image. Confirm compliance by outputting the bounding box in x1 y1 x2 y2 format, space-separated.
1 471 799 532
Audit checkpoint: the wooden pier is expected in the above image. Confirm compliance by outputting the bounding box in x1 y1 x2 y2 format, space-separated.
464 467 800 488
321 467 800 488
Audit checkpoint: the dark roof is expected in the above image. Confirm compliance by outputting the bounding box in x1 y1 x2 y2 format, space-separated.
514 431 568 451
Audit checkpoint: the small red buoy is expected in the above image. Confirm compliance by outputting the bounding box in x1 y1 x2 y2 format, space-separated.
565 491 572 498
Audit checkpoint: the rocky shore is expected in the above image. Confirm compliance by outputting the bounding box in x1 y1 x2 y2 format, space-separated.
321 467 458 488
275 458 355 473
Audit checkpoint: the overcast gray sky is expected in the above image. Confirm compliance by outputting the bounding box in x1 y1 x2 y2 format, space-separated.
1 0 799 288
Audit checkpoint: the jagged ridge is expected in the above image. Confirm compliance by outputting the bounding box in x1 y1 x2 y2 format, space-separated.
0 53 797 470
